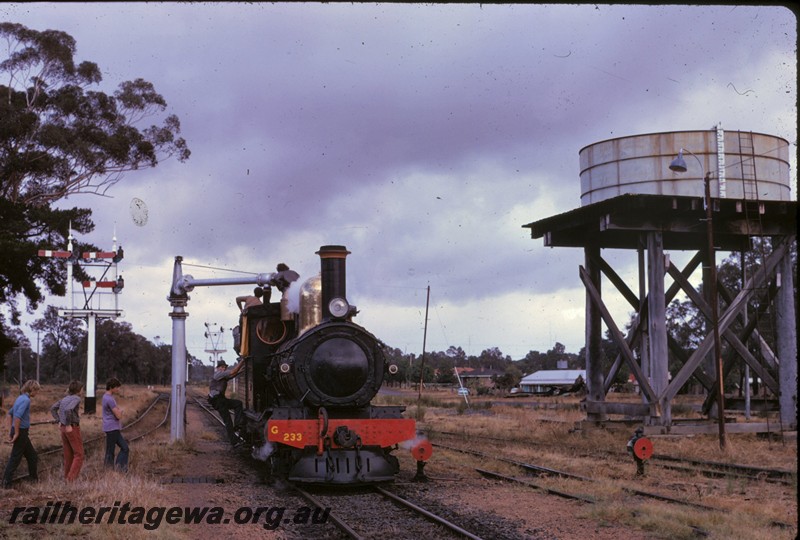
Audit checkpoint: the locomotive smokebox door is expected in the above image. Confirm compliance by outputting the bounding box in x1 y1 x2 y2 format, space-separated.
633 437 653 460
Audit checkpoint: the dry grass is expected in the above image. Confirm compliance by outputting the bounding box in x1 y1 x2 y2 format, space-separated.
413 389 795 469
0 385 201 540
391 387 797 539
0 451 184 539
585 499 797 540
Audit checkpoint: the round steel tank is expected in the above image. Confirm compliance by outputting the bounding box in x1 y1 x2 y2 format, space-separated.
579 130 792 206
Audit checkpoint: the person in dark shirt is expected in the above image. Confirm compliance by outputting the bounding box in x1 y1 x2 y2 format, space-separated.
626 427 646 476
208 359 246 448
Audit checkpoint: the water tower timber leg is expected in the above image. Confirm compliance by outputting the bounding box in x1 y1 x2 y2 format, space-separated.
584 244 607 422
580 260 658 424
646 232 670 426
637 242 650 411
587 247 647 393
775 235 797 429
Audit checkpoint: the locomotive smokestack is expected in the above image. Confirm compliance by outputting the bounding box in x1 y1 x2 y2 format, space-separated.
317 245 351 321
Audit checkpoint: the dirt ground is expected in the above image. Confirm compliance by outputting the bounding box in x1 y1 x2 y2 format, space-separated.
142 402 299 539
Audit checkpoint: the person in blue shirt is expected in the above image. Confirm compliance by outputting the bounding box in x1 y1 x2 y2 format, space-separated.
102 378 129 472
2 380 41 489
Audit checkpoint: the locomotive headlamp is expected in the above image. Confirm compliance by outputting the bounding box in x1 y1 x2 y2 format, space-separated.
280 363 291 373
388 364 399 374
328 297 350 318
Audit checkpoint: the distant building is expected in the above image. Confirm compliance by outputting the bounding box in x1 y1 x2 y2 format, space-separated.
519 369 586 395
455 367 505 388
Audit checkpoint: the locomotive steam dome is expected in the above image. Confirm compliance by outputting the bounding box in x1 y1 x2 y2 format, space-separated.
297 273 322 337
579 129 791 206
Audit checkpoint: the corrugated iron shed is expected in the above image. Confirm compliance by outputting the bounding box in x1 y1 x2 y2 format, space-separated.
520 369 586 386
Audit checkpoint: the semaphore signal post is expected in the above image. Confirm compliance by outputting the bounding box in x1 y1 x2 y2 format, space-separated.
38 228 124 414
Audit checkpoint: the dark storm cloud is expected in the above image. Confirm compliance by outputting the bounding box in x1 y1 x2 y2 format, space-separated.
4 3 795 357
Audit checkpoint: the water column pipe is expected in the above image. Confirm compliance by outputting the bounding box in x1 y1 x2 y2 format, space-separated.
167 256 280 442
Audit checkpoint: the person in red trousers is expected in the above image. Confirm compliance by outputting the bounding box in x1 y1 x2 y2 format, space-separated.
50 381 84 482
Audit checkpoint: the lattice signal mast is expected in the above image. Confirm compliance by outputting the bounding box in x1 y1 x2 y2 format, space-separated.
204 321 230 390
203 322 227 365
38 228 124 414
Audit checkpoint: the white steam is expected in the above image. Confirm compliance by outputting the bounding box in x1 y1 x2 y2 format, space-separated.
400 435 428 450
286 281 302 314
251 442 274 461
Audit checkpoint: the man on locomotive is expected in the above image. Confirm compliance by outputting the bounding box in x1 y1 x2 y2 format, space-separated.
208 359 246 448
236 286 267 312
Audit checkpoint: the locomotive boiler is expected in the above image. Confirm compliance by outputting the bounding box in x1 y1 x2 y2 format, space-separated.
236 245 431 484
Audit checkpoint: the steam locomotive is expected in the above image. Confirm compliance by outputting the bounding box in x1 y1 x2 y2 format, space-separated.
234 245 431 484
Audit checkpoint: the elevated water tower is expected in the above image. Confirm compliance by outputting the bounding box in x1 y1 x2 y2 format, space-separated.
524 127 797 437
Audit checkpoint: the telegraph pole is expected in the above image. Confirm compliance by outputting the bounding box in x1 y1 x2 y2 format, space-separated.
417 285 430 401
704 172 726 449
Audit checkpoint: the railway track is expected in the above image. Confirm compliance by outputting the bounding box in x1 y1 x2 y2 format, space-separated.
190 391 496 539
434 442 716 509
188 390 797 538
291 484 486 540
433 441 794 530
7 393 169 485
434 429 795 484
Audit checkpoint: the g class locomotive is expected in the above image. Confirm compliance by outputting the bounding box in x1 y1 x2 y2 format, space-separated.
234 245 431 484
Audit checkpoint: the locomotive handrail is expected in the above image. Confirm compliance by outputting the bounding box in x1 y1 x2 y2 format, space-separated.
318 407 329 437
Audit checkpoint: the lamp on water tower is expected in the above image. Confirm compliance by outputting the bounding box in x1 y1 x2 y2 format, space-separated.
668 148 689 172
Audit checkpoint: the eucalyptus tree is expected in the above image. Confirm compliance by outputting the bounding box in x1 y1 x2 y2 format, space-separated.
30 305 86 383
0 22 190 358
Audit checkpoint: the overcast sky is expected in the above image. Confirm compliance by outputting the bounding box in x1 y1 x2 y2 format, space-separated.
4 3 797 364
